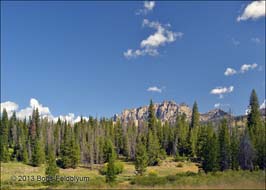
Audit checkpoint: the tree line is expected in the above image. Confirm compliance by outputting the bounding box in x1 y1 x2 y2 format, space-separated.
0 89 265 183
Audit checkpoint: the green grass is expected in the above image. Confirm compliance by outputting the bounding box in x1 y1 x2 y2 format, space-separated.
1 159 265 189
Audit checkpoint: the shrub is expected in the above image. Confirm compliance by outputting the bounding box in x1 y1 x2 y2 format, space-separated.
148 170 158 177
99 161 124 175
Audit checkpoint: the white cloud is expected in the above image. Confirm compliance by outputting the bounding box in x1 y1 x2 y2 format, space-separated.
136 1 155 15
147 86 162 93
144 1 155 11
0 101 19 117
0 98 88 124
237 0 266 21
240 63 258 73
210 86 234 98
124 19 183 58
124 48 158 58
251 37 261 44
224 68 237 76
260 99 266 109
214 103 221 108
214 103 230 109
224 63 259 76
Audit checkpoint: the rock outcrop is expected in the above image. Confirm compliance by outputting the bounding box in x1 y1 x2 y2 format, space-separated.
113 100 231 126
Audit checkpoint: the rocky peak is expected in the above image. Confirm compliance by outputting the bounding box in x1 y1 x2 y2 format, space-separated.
200 109 230 122
114 100 192 126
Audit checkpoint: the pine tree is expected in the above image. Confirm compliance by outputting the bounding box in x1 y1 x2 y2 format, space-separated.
146 100 161 165
0 109 10 162
31 139 45 166
114 120 123 155
147 130 161 166
230 128 239 170
191 101 200 129
246 89 265 169
135 136 148 175
60 124 72 168
176 114 189 156
105 140 116 183
122 134 130 160
218 119 231 171
45 146 59 185
148 100 156 131
202 130 219 173
189 126 198 158
247 89 262 140
70 131 80 168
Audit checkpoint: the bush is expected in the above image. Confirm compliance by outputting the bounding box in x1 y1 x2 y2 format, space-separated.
148 170 158 177
99 161 124 175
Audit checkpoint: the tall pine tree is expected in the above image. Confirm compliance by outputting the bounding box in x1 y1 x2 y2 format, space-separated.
0 109 10 162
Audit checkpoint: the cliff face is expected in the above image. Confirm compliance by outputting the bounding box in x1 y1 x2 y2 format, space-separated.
113 100 230 126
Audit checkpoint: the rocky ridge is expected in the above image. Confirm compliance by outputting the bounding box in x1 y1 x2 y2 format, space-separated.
113 100 231 126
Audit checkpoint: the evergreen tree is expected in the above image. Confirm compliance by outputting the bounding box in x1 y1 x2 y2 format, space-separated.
146 100 161 165
147 131 161 166
122 134 130 160
202 130 219 173
218 119 231 171
105 140 116 183
246 90 265 169
45 146 59 185
114 120 123 155
147 100 156 131
189 126 198 158
176 114 189 156
31 139 45 166
60 124 72 168
230 128 239 170
247 90 262 140
69 131 80 168
0 109 10 162
135 136 148 175
191 101 200 129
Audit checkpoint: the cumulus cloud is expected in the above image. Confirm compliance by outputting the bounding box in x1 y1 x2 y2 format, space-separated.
240 63 258 73
237 0 266 21
17 98 51 120
210 86 234 98
224 68 237 76
0 101 19 117
0 98 88 124
124 19 183 58
136 1 155 15
147 86 162 93
224 63 259 76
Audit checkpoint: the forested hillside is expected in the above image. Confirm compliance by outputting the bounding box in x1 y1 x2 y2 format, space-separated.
0 89 265 184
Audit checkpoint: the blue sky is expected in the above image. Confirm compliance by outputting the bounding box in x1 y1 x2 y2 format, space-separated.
1 1 265 120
